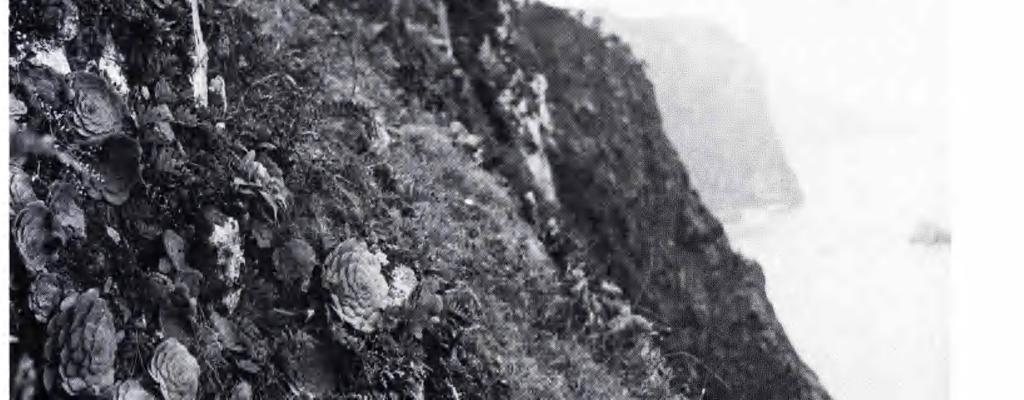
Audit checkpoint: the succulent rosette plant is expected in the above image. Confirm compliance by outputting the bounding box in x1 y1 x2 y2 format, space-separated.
149 338 200 400
323 239 390 333
29 272 65 323
13 63 69 112
14 200 65 274
10 164 39 212
87 133 142 205
48 180 86 238
68 71 129 139
44 289 119 397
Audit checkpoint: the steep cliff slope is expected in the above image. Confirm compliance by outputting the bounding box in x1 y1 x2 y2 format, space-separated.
596 13 804 217
507 4 831 400
9 1 827 399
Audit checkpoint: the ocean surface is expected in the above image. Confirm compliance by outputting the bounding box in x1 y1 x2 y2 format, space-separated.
723 128 949 400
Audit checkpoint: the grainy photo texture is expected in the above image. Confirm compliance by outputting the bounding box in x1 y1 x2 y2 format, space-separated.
7 0 946 399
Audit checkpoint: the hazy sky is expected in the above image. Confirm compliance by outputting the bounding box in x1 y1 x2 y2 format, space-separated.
539 0 946 136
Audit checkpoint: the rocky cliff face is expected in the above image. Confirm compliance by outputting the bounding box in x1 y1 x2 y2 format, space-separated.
592 13 804 218
9 0 827 399
502 5 830 399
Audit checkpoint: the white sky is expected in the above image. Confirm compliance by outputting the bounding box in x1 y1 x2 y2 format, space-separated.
538 0 946 136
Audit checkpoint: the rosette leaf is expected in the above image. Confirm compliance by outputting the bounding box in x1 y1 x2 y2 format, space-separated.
148 338 200 400
43 289 118 397
13 63 69 112
29 272 64 323
14 200 65 274
48 180 86 238
68 72 129 139
323 239 390 333
88 133 142 205
10 164 39 212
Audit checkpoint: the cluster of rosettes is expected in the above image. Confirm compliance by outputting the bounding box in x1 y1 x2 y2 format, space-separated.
323 239 391 333
14 200 65 274
272 238 318 292
44 289 119 397
66 71 141 206
16 66 142 206
149 338 200 400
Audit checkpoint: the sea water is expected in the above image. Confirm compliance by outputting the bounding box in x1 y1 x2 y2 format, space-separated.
725 129 949 400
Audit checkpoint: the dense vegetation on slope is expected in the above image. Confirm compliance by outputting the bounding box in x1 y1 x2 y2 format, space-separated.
9 0 829 399
8 1 684 398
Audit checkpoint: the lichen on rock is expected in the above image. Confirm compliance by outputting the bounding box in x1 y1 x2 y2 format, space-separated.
149 338 200 400
386 265 419 308
44 289 119 397
209 75 227 112
496 70 558 205
205 209 245 288
323 239 390 333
